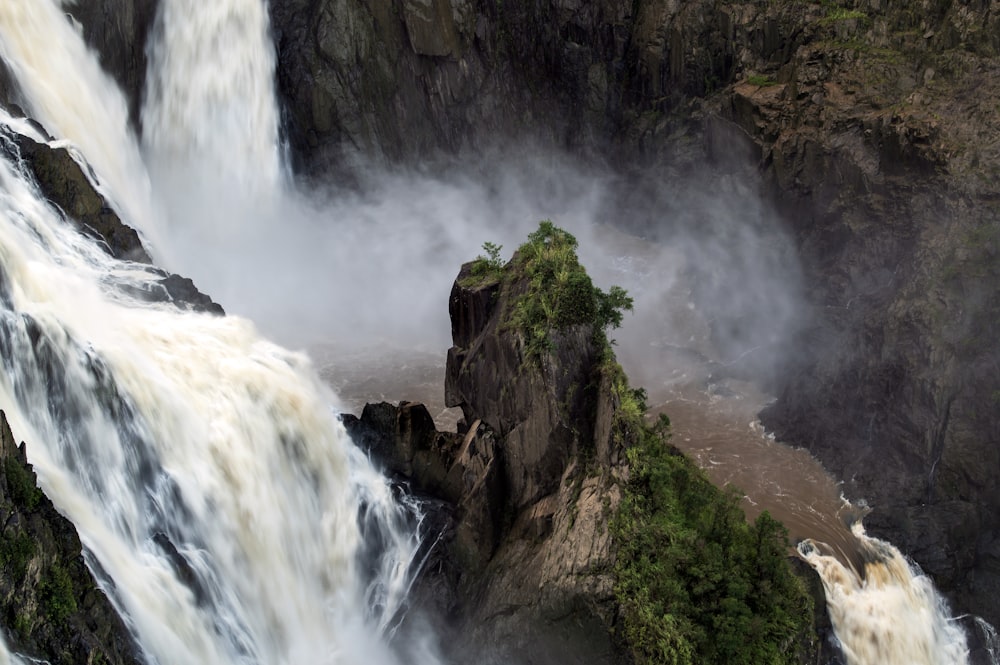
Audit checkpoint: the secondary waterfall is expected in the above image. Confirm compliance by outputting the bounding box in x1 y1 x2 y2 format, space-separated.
142 0 283 191
799 523 971 665
0 1 993 665
0 3 437 664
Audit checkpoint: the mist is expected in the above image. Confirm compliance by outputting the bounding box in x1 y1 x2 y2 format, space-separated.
146 144 805 411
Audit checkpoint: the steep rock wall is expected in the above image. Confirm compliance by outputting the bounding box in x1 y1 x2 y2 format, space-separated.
0 411 141 665
347 259 627 663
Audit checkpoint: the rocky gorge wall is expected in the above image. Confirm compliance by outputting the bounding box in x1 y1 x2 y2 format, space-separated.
44 0 1000 632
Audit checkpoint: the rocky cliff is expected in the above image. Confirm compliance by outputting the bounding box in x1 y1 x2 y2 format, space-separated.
0 411 141 664
346 251 631 663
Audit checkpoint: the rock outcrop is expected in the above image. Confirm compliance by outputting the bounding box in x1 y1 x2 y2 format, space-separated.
346 257 627 663
0 411 141 665
9 131 150 263
0 118 224 315
347 229 827 664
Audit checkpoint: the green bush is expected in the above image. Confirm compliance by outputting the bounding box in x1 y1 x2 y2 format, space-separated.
0 532 35 581
612 412 812 664
40 563 77 622
506 221 633 358
464 241 506 286
4 459 42 511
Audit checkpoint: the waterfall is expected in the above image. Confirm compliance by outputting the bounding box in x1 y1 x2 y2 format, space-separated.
799 522 972 665
0 111 432 664
0 1 437 663
142 0 283 193
0 0 155 236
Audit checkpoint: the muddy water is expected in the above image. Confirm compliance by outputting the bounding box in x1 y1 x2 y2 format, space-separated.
314 342 864 572
646 376 865 572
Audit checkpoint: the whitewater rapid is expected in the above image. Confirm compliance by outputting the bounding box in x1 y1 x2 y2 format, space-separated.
0 2 437 664
799 523 972 665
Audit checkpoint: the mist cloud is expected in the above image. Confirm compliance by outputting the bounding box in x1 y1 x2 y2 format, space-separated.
148 146 805 403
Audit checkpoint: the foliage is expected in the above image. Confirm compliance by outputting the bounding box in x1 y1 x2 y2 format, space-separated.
506 221 633 359
4 458 42 511
40 563 77 622
464 241 506 286
823 7 868 22
0 532 35 581
747 74 778 87
612 406 812 664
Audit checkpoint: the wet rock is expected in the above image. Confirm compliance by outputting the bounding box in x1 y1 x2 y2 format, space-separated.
341 401 459 498
0 59 18 112
153 274 225 315
0 411 142 665
65 0 159 127
7 132 150 263
2 123 223 316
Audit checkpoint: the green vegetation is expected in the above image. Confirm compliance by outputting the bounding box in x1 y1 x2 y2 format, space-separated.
4 458 43 511
466 222 813 662
39 563 77 622
746 74 778 87
823 7 868 22
0 532 36 581
612 396 812 664
504 221 633 359
464 241 506 286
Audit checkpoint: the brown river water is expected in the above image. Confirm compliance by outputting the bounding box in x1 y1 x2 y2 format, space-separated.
312 343 864 572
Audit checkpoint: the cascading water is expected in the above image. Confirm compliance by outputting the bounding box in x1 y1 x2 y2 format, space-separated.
0 0 155 236
799 523 971 665
0 2 438 664
142 0 283 192
0 110 434 664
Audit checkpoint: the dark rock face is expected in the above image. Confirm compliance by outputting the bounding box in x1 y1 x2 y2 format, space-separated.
347 262 627 664
268 0 635 174
65 0 159 127
686 2 1000 625
9 132 151 263
0 410 141 665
